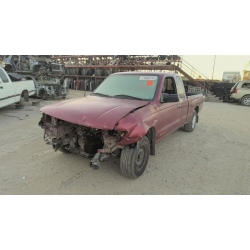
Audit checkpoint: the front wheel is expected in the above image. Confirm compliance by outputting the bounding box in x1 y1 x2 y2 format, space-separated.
120 136 150 179
241 95 250 106
184 110 197 132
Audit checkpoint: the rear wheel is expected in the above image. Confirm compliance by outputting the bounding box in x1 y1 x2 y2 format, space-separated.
225 94 235 103
19 97 25 106
16 96 25 107
120 136 150 179
5 64 13 72
184 110 197 132
241 95 250 106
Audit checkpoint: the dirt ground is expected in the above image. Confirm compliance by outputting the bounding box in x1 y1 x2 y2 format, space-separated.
0 90 249 195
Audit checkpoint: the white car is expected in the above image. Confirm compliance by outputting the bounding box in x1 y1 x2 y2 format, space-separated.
0 67 36 108
230 80 250 106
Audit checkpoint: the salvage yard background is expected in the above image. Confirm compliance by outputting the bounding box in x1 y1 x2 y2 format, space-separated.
0 90 249 195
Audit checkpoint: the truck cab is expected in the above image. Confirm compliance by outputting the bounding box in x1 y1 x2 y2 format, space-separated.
0 67 36 108
0 67 17 107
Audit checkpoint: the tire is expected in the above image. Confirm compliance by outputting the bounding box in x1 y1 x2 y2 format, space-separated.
225 94 235 103
120 136 150 179
20 97 25 106
184 110 197 132
39 88 48 100
58 145 71 154
81 68 87 76
5 64 13 72
241 95 250 106
16 97 25 106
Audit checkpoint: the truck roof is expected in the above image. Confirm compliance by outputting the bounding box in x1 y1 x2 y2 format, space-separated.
113 71 178 77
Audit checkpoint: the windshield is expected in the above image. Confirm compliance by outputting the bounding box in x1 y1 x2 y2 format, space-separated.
93 74 159 100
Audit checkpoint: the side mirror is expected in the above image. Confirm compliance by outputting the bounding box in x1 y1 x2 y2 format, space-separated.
161 93 179 103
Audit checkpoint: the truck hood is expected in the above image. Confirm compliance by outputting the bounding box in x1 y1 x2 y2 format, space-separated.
40 96 149 130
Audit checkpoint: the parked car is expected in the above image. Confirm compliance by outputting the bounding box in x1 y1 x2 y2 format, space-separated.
25 75 68 100
0 67 36 108
38 72 204 179
210 82 235 96
230 80 250 106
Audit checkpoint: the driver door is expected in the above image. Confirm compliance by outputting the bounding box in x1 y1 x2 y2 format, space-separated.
155 77 181 141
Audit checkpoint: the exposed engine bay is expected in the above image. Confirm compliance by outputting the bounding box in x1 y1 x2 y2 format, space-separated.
39 114 124 168
36 83 67 100
25 75 68 100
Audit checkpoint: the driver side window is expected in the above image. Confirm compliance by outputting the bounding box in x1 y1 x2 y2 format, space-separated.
175 76 186 98
0 68 9 83
161 77 178 103
162 77 177 94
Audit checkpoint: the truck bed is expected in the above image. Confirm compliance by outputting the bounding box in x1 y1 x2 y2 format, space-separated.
186 92 203 97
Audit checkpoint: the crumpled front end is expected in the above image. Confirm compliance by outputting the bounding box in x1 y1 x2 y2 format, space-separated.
38 113 125 168
38 97 153 169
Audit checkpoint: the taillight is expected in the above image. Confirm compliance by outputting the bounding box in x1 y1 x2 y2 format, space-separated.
234 88 238 93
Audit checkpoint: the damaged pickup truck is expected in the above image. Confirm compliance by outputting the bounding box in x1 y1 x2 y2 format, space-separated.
39 72 204 179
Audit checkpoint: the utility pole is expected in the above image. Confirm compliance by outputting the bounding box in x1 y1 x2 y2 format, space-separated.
212 55 216 81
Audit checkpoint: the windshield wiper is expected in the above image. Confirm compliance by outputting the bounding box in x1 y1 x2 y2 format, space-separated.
114 94 145 100
92 92 111 97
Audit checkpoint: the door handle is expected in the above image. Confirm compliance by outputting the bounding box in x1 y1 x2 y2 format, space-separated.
177 104 181 108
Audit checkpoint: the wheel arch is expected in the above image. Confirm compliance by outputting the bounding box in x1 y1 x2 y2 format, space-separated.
145 127 156 155
195 106 199 114
241 94 250 99
21 90 29 102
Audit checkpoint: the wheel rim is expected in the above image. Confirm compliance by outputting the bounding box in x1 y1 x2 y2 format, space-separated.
192 113 196 129
243 97 250 106
135 145 146 173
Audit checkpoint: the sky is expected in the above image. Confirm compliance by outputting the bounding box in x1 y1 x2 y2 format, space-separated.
182 55 250 81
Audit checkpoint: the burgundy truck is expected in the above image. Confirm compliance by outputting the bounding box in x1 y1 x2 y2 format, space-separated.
39 72 204 179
